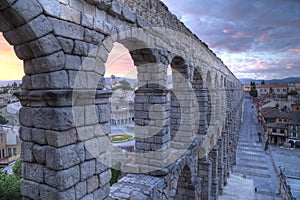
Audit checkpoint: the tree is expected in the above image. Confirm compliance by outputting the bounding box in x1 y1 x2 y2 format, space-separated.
110 161 121 186
0 160 22 200
113 79 133 91
261 80 265 85
0 115 8 125
269 87 274 95
287 89 298 96
249 82 257 97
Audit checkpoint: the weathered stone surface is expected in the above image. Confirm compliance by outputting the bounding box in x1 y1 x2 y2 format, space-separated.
31 70 69 89
49 17 84 40
96 104 110 123
33 144 46 164
21 141 34 162
87 175 99 193
21 180 40 199
19 126 32 141
38 0 61 17
60 4 81 24
11 0 43 24
57 37 74 53
80 159 96 181
31 107 74 130
44 165 80 191
0 12 14 32
121 7 136 23
3 15 53 45
99 169 111 187
31 128 47 145
93 184 110 199
30 34 62 58
46 143 85 170
45 129 78 147
75 181 87 199
23 162 44 183
31 51 65 74
82 13 94 28
73 40 90 56
84 28 105 44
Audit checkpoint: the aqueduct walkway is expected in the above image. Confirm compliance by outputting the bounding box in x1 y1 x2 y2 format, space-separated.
0 0 244 199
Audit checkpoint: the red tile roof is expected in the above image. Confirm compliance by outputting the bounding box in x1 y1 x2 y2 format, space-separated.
257 83 288 88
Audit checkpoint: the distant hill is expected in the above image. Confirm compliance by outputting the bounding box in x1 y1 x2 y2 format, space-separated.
0 80 22 87
239 77 300 85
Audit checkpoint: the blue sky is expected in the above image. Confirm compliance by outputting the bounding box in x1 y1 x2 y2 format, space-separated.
161 0 300 79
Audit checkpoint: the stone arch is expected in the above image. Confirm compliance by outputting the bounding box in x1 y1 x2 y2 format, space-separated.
206 71 213 126
169 55 188 141
169 56 198 150
174 165 196 199
192 68 207 135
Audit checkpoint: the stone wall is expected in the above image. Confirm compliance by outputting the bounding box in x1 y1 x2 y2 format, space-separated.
0 0 244 199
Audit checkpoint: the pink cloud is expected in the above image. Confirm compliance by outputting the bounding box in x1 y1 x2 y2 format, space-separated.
259 34 272 41
223 29 230 34
231 32 248 39
289 48 300 54
286 63 295 69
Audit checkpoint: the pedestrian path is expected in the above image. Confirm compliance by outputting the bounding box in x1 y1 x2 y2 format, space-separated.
232 98 282 200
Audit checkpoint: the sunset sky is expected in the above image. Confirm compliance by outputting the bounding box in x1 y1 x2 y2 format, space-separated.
0 0 300 80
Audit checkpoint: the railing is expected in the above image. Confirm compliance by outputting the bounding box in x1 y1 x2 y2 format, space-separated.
278 167 299 200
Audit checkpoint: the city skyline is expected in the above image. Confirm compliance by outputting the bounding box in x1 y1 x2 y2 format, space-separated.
0 0 300 80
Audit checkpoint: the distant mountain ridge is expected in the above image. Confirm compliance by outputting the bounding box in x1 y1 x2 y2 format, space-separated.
239 77 300 85
2 77 299 87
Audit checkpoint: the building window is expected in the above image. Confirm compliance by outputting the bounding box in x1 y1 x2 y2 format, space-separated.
293 132 297 137
277 89 280 92
272 128 277 133
283 89 286 92
280 129 284 134
279 119 282 122
8 148 12 157
13 148 17 155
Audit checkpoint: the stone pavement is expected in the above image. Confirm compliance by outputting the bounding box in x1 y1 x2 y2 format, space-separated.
219 173 254 200
231 97 282 200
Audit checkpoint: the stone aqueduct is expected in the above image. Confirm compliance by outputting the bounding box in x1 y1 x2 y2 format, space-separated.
0 0 244 199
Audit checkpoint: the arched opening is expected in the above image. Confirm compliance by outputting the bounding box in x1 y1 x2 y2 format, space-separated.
0 34 23 127
192 68 207 134
104 42 137 185
206 71 212 126
174 165 195 199
170 56 197 147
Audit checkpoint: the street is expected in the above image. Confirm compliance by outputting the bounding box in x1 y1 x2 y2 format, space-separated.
233 97 282 200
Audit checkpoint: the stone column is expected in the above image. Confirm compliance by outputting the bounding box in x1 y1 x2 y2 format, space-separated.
198 157 212 200
209 146 219 200
217 138 224 195
17 89 112 200
134 88 171 173
131 51 171 173
170 60 196 151
222 129 229 186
